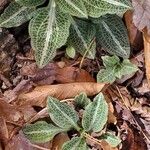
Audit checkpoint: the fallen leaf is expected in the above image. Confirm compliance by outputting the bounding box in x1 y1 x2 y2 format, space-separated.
0 98 22 122
0 117 8 144
52 133 70 150
124 10 143 51
18 82 105 107
143 31 150 87
132 0 150 34
100 140 118 150
56 67 95 83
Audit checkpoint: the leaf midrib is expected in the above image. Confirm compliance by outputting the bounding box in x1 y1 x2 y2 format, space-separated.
50 100 79 130
101 21 128 56
39 0 56 66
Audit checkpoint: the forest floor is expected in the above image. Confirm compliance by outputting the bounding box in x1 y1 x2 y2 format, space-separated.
0 1 150 150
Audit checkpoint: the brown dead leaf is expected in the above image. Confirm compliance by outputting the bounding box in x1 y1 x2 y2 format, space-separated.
52 133 70 150
143 30 150 87
18 82 105 107
121 122 147 150
0 117 8 144
124 10 143 51
56 67 95 83
100 140 118 150
132 0 150 34
0 98 22 122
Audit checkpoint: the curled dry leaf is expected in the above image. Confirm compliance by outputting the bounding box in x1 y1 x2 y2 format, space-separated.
143 30 150 87
18 82 105 107
132 0 150 34
52 133 70 150
100 140 118 150
124 10 143 51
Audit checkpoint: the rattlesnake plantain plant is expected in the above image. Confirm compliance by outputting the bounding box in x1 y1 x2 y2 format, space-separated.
0 0 132 68
23 93 121 149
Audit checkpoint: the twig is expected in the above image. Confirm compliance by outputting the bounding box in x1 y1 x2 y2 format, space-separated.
30 143 50 150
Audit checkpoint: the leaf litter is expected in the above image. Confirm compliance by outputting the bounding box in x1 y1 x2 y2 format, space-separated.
0 1 150 150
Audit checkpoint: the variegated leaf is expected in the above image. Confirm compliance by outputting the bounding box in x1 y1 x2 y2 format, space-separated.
0 2 35 28
83 0 132 18
74 92 91 109
100 133 121 147
23 121 64 143
62 137 88 150
47 96 80 131
29 0 71 68
56 0 87 18
97 68 116 83
15 0 46 7
95 14 130 58
82 93 108 132
68 17 96 59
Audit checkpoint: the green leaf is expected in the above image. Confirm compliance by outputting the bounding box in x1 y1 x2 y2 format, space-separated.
82 93 108 132
47 96 80 131
56 0 87 18
97 56 138 83
66 46 76 58
68 17 96 59
102 55 120 68
22 121 64 143
0 2 35 28
97 68 116 83
62 137 88 150
15 0 46 7
95 14 130 58
29 0 71 68
74 92 91 109
100 133 121 147
115 59 138 78
83 0 132 18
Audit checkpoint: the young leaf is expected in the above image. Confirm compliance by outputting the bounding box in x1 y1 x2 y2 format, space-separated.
82 93 108 132
62 137 88 150
97 68 116 83
102 55 120 68
47 96 80 131
29 0 71 68
74 92 91 109
56 0 87 18
100 133 121 147
95 14 130 58
97 55 138 83
0 2 35 28
15 0 46 7
66 46 76 58
83 0 132 18
22 121 64 143
68 18 96 59
115 59 138 78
